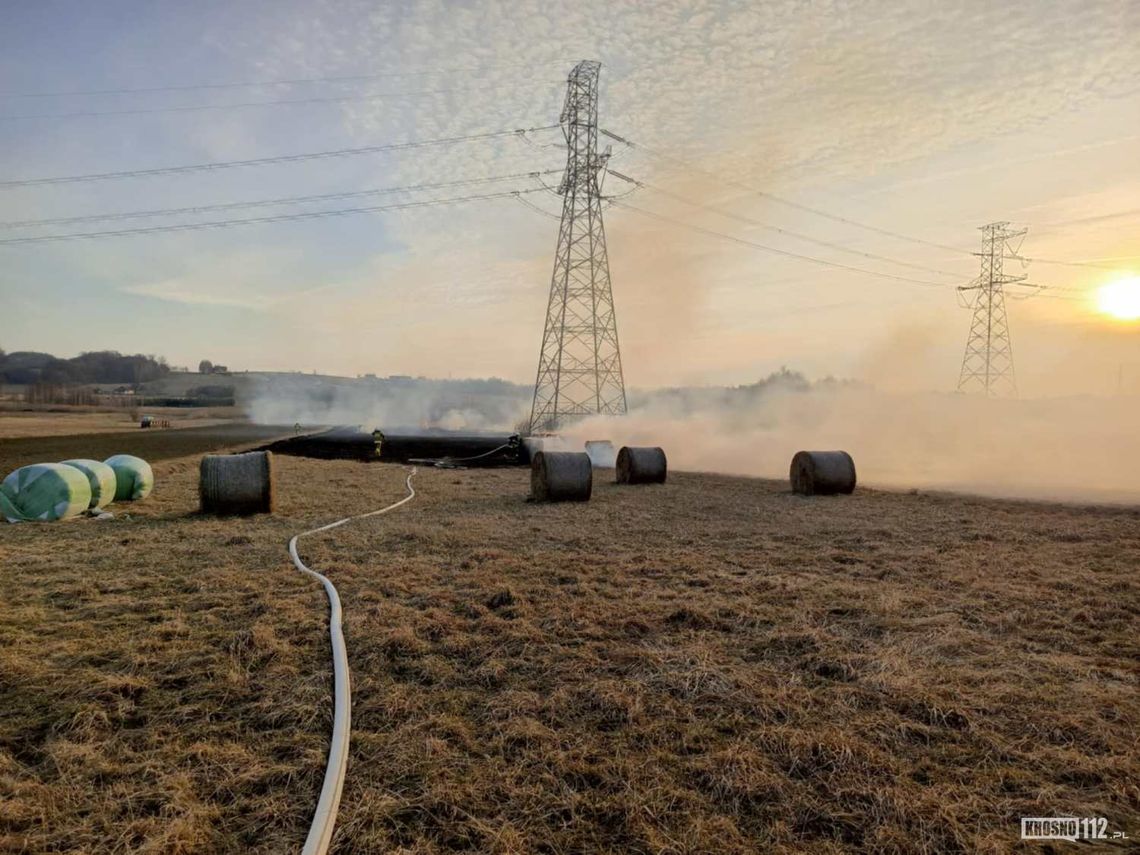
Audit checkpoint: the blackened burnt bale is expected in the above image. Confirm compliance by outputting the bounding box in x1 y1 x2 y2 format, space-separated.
790 450 856 496
616 446 667 485
530 451 592 502
199 451 275 515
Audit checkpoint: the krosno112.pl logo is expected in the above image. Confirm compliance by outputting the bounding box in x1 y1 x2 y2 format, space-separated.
1021 817 1128 841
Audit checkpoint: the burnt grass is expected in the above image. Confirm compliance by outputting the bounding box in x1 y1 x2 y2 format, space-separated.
1 451 1138 853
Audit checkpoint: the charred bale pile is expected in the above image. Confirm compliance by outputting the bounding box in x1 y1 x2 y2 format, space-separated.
261 427 378 461
262 427 525 467
376 430 523 466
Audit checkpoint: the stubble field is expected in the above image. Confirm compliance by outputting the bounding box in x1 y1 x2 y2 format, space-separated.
0 408 239 440
1 430 1137 853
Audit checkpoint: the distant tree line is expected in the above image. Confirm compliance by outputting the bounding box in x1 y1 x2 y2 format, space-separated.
0 348 171 386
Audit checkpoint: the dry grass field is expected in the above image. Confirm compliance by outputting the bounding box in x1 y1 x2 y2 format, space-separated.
1 437 1138 853
0 408 238 440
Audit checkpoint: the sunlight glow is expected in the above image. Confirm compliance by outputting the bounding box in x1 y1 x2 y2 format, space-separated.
1096 276 1140 321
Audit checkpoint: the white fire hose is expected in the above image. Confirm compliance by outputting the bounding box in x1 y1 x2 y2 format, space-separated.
288 467 417 855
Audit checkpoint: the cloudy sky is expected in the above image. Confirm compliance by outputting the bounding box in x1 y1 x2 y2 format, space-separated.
1 0 1138 396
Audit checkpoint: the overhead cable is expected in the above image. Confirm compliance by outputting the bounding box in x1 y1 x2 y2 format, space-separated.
0 188 545 244
1 170 562 229
0 125 558 188
601 128 975 256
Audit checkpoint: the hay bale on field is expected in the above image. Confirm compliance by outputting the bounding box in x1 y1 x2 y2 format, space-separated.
199 451 275 516
790 450 856 495
616 446 667 484
530 451 592 502
104 454 155 501
1 463 92 523
60 459 117 510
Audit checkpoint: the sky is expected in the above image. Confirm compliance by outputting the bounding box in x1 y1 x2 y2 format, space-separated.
1 0 1138 397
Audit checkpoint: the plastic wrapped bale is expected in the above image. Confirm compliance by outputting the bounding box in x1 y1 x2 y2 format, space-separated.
530 451 592 502
199 451 275 515
104 454 155 501
790 450 856 495
60 459 117 510
616 446 667 484
585 440 616 468
1 463 92 523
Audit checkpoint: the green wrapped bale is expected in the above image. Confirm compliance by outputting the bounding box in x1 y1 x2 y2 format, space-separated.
104 454 155 501
61 459 118 510
1 463 93 523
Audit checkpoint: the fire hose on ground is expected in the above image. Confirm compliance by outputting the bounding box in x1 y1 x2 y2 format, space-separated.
288 467 418 855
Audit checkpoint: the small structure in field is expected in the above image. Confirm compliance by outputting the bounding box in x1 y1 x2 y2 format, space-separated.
530 451 592 502
616 446 667 484
789 450 856 495
199 450 275 516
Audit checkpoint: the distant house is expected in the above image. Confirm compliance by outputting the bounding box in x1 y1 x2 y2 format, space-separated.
210 365 229 375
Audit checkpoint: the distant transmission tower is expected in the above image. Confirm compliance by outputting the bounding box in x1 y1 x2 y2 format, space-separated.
528 60 627 433
956 222 1027 397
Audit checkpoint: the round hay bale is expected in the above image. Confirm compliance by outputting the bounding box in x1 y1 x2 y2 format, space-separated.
1 463 92 523
790 450 856 496
104 454 154 501
199 451 275 515
530 451 592 502
60 459 117 510
616 446 667 484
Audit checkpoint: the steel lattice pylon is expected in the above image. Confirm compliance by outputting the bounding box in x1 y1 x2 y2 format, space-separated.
956 222 1027 397
527 60 627 433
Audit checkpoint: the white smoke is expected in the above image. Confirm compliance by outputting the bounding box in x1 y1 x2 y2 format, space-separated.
243 369 1140 504
561 378 1140 505
242 373 530 432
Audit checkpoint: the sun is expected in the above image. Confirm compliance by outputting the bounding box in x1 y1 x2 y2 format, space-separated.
1096 276 1140 321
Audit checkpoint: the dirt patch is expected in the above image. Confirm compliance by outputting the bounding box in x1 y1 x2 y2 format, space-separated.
0 423 295 474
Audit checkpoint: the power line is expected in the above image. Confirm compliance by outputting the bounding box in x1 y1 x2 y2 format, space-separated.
0 60 577 99
600 128 975 256
0 170 561 229
1031 207 1140 231
0 188 546 245
0 125 558 188
513 194 562 221
609 200 952 289
1020 254 1140 271
603 130 1133 274
0 81 563 121
606 169 964 279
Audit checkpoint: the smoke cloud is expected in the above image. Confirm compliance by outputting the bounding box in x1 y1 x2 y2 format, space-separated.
243 373 529 432
560 375 1140 505
245 368 1140 505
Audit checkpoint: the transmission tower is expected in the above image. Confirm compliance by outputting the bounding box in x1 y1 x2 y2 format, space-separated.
528 60 627 433
956 222 1027 397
